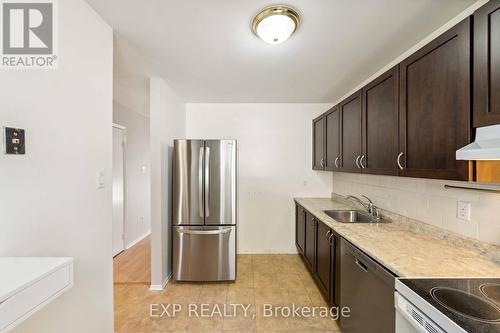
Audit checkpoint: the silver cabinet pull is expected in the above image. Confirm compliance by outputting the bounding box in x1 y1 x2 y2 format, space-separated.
334 157 340 168
397 152 404 170
326 230 331 240
320 158 325 168
328 233 334 245
360 155 366 169
355 156 361 169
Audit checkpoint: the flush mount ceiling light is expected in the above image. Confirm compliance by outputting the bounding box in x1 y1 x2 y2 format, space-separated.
252 5 300 44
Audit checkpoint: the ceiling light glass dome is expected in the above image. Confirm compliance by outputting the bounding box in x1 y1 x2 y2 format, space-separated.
252 6 300 44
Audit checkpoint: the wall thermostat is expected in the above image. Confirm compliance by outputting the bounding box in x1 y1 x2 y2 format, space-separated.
3 127 25 155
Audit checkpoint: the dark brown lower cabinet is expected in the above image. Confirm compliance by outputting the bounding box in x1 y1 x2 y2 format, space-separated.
295 204 305 255
314 220 332 301
296 203 340 306
304 211 315 272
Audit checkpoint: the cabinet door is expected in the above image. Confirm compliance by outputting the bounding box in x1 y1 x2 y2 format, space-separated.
399 18 471 181
304 211 315 272
362 66 399 176
295 204 305 255
325 106 341 171
312 116 325 170
340 91 362 173
474 0 500 127
315 221 331 301
330 233 340 307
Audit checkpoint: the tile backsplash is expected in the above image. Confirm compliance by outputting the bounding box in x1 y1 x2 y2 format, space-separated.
332 173 500 246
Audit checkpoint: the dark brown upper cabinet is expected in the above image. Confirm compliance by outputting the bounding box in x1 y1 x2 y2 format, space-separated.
362 66 400 176
399 18 472 181
312 115 326 170
325 106 341 171
474 0 500 127
340 90 363 173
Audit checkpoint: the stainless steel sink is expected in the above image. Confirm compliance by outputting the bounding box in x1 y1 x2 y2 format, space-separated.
324 210 382 223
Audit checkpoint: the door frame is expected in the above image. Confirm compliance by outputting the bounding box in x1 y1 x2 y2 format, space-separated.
112 123 126 257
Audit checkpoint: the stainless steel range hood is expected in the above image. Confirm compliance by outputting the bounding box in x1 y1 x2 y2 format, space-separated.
456 124 500 160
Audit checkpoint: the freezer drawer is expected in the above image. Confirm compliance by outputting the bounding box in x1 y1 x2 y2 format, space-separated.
173 226 236 281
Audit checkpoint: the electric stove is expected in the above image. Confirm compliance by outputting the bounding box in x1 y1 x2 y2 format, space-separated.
396 278 500 333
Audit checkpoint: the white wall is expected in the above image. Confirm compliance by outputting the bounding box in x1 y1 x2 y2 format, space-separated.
332 173 500 246
186 104 333 253
150 78 186 288
113 102 151 247
0 0 114 332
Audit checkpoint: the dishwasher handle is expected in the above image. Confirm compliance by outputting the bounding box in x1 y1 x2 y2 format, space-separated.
355 258 368 272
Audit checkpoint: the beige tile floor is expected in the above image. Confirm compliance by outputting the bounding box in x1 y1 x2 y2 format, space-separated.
114 254 341 332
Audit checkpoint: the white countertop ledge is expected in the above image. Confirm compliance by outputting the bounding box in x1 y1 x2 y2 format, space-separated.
0 257 74 332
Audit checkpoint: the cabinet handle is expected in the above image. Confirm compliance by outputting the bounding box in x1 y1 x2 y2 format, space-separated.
326 230 331 240
334 157 340 168
397 152 404 170
355 156 362 169
320 158 325 168
360 155 366 169
328 233 334 245
355 258 368 272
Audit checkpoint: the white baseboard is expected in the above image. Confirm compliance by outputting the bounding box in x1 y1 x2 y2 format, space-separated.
149 273 171 291
126 230 151 249
237 250 299 254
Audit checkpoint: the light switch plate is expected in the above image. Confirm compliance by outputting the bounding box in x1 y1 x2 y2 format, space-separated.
457 201 471 221
96 170 105 189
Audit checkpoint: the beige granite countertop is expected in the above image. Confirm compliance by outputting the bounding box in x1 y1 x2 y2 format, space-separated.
294 197 500 278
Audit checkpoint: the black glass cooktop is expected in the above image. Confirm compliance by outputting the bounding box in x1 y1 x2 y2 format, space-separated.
401 278 500 333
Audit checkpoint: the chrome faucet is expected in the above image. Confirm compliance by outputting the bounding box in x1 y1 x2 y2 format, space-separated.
344 195 380 219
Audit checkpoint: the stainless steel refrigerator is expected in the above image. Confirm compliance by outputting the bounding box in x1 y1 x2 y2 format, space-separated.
172 139 237 281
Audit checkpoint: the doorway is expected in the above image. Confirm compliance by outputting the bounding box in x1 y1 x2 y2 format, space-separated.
111 115 151 285
112 124 126 257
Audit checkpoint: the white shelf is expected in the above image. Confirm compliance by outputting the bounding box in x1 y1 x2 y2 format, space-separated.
0 257 74 333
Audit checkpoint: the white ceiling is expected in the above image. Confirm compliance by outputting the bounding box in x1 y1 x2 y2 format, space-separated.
87 0 476 103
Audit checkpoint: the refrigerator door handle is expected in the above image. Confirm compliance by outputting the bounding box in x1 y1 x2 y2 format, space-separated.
177 227 232 235
198 146 204 218
204 146 210 217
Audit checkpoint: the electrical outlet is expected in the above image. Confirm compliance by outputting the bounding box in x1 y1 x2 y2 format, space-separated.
3 127 25 154
457 201 471 221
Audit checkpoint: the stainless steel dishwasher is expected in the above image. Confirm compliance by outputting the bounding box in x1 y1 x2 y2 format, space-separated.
339 238 395 333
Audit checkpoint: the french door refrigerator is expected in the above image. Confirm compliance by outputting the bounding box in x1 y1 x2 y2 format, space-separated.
172 139 237 281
